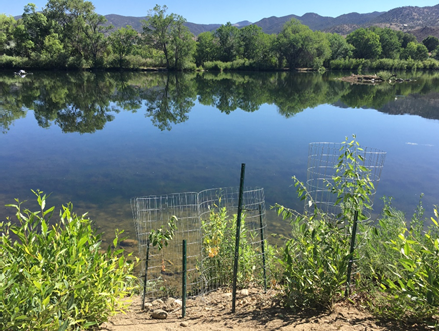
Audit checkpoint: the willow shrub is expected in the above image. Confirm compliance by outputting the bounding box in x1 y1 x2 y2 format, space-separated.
0 190 138 331
362 204 439 322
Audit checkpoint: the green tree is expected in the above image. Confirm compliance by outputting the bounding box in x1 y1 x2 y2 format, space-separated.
0 14 17 55
239 24 266 61
401 42 429 61
326 33 353 61
370 27 401 59
214 22 242 62
276 19 331 69
41 32 64 60
82 13 112 67
43 0 105 64
395 30 417 48
19 4 51 56
194 31 217 66
422 36 439 52
110 25 138 68
142 5 195 70
346 28 382 59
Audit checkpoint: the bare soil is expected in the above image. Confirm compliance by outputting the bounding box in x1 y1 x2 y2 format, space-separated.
100 288 429 331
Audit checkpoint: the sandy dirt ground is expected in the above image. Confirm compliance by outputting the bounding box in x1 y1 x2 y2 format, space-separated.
100 288 429 331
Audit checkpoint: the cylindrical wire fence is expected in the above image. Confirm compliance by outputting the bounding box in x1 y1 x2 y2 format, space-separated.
131 187 266 300
306 141 386 293
306 142 387 218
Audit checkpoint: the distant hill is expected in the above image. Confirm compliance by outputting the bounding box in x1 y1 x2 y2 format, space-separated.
407 26 439 42
14 4 439 39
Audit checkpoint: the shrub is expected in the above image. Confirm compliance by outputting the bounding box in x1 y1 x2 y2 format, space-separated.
362 203 439 322
201 202 277 289
0 190 138 330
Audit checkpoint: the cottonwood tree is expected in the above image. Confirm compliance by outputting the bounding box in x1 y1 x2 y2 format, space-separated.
346 28 382 59
110 25 138 68
276 19 331 69
142 5 195 70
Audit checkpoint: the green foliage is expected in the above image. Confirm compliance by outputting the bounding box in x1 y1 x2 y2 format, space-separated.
361 204 439 322
109 25 138 68
401 42 429 61
194 31 217 66
326 33 354 62
346 28 382 60
148 215 178 251
369 27 401 59
330 135 374 221
142 5 195 70
201 203 275 288
0 190 138 330
276 200 350 309
214 22 241 62
275 19 331 69
276 136 375 309
423 36 439 52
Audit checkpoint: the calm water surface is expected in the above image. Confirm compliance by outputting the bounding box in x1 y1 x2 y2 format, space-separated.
1 70 439 241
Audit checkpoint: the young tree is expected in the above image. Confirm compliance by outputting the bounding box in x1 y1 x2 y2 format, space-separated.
142 5 195 70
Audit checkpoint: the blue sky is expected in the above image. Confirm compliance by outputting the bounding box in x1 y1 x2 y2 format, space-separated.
3 0 439 24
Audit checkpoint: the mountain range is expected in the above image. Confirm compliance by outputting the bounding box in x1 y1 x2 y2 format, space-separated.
14 4 439 40
103 4 439 40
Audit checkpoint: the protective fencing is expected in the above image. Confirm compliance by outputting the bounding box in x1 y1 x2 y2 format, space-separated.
306 142 387 218
305 141 387 295
131 187 267 300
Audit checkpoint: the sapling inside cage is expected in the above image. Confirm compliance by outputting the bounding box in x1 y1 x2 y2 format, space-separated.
131 186 267 300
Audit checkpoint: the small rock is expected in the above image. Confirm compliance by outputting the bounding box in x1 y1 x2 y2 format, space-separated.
151 309 168 319
222 293 232 297
144 303 153 309
174 299 182 306
180 322 189 327
240 289 249 296
152 299 164 306
165 297 176 307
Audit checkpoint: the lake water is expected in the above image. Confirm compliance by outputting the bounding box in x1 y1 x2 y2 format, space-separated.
1 70 439 243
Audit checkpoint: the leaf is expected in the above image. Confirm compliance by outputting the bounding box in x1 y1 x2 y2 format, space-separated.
43 294 51 306
57 320 70 331
78 236 88 249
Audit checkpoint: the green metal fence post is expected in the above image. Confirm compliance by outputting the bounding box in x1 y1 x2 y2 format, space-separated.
182 239 187 317
142 239 150 310
345 210 359 297
259 204 267 293
232 163 246 313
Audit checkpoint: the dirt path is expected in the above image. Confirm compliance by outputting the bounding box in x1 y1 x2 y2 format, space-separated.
100 288 426 331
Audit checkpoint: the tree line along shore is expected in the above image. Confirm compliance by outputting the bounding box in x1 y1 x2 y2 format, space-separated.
2 1 439 72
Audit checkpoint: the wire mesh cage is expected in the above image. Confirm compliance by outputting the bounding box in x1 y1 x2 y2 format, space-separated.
131 187 267 300
306 142 386 218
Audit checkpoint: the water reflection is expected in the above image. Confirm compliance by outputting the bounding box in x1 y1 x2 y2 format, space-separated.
3 71 439 134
